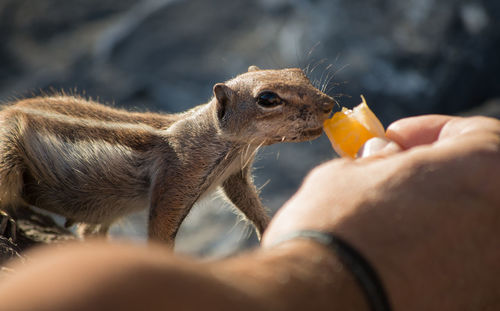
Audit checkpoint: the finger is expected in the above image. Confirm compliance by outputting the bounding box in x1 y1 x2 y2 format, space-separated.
357 137 402 158
439 116 500 139
385 115 455 149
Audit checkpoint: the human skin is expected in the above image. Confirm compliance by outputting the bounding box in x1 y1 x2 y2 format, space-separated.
0 115 499 311
263 115 500 310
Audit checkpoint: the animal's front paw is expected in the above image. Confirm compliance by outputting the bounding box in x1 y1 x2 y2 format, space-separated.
0 210 17 242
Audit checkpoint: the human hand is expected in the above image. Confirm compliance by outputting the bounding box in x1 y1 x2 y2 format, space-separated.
262 115 500 310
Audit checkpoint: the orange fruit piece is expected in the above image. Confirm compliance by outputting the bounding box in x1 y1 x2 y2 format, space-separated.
323 96 385 158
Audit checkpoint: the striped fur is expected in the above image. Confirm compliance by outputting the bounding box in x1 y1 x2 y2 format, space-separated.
0 68 335 244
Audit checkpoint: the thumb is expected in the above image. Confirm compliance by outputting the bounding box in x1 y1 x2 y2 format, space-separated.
357 137 402 158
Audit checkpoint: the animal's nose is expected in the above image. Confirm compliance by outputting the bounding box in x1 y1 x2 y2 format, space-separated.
321 97 335 115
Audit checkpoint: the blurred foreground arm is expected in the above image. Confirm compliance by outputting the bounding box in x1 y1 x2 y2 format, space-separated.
0 115 499 311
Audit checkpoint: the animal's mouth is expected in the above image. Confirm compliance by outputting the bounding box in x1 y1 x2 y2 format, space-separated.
268 127 324 144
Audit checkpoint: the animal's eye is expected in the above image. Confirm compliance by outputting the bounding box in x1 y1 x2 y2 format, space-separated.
257 91 283 108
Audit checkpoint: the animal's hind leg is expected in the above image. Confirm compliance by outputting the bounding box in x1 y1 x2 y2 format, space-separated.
0 161 25 215
0 164 27 243
0 155 26 243
0 111 28 222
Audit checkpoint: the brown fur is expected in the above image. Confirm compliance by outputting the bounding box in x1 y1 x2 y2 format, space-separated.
0 67 335 245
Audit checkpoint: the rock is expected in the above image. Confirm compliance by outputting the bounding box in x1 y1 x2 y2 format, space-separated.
0 207 75 272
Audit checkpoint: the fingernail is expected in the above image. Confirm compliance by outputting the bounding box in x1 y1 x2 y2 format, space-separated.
357 137 391 158
383 141 403 154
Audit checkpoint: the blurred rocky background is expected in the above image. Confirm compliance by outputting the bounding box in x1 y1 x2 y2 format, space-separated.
0 0 499 257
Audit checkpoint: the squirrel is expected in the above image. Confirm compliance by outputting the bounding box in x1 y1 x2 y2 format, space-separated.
0 66 335 245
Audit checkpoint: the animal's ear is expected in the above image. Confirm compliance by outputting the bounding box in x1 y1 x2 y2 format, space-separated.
213 83 233 121
248 65 261 72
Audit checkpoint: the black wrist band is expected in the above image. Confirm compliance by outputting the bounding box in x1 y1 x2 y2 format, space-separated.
271 230 392 311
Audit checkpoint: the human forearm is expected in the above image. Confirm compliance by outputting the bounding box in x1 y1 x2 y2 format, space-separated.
0 240 369 311
214 239 369 311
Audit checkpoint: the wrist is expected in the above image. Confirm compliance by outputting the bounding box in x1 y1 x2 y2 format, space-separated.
218 238 370 311
276 230 392 311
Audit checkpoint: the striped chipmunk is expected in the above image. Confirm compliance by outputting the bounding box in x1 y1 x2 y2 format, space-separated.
0 66 335 245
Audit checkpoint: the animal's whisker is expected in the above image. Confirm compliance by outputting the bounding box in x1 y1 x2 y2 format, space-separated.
320 63 335 93
242 140 264 169
308 58 328 82
258 179 271 192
